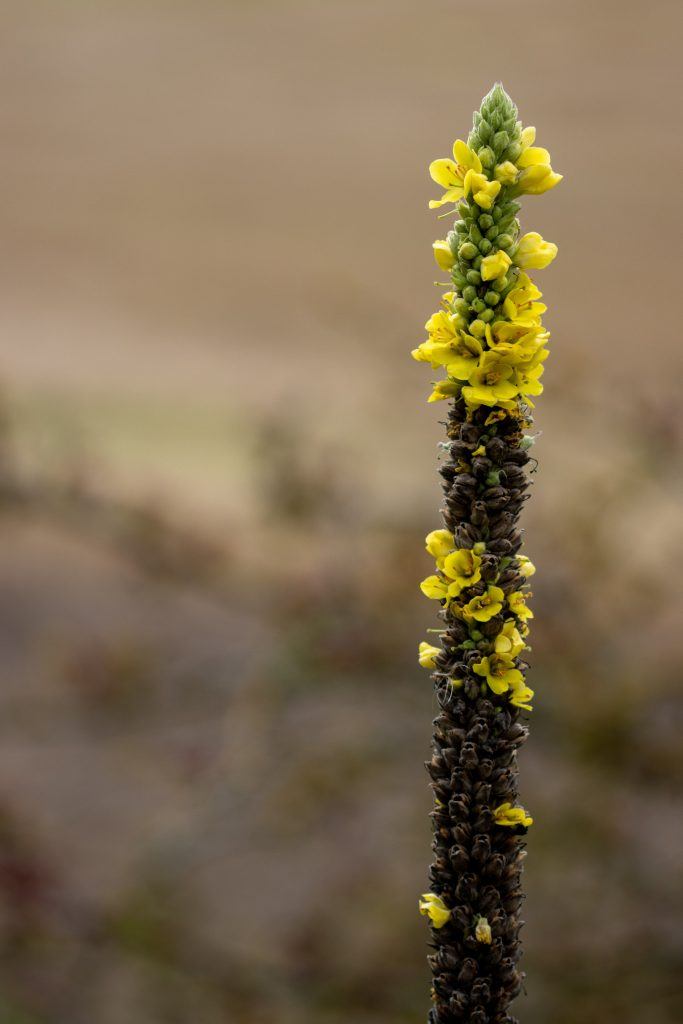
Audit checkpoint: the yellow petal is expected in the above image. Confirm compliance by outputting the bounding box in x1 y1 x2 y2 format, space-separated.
428 186 465 209
418 641 441 669
517 146 551 169
425 529 455 560
429 158 461 188
517 166 563 196
453 139 482 174
433 239 455 271
515 231 558 270
520 126 536 150
419 893 451 929
480 250 512 281
420 575 448 600
517 555 536 577
494 161 518 185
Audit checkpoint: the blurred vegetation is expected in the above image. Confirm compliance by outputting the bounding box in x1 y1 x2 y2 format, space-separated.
0 0 682 1021
0 378 681 1023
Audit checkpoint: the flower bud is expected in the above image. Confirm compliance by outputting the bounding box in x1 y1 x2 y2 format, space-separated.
480 250 511 282
514 231 558 270
418 641 441 668
503 141 522 162
458 242 478 261
496 233 514 250
469 223 482 244
494 161 518 185
478 214 494 231
478 239 493 255
484 290 500 306
497 212 517 231
462 285 477 303
453 298 470 317
492 130 509 153
469 319 486 338
479 308 494 323
475 917 493 944
471 298 486 313
433 240 456 271
478 146 495 168
486 225 499 241
466 270 482 285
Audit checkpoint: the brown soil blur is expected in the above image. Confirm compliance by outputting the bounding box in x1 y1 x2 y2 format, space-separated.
0 2 681 1022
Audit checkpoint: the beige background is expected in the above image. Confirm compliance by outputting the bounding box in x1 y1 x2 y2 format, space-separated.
0 2 681 1022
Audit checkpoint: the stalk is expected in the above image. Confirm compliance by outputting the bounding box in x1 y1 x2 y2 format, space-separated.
414 84 562 1023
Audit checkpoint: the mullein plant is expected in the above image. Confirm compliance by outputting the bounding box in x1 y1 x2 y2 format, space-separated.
414 84 561 1023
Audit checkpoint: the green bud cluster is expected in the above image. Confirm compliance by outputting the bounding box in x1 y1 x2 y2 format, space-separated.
469 83 522 163
440 86 528 327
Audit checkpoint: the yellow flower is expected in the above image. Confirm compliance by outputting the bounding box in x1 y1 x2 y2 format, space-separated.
473 654 524 695
517 164 563 195
445 333 483 381
517 555 536 578
484 321 547 367
419 892 451 928
480 250 512 282
515 362 545 402
502 272 546 325
418 641 441 669
508 591 533 620
509 680 534 711
425 309 461 342
494 620 525 658
442 548 482 594
520 126 537 150
433 239 456 271
427 379 461 403
493 802 533 828
515 231 558 270
425 529 455 563
462 585 505 622
463 170 501 210
420 575 449 601
412 311 470 370
429 140 482 209
461 352 519 407
512 134 562 196
475 917 492 944
494 161 518 185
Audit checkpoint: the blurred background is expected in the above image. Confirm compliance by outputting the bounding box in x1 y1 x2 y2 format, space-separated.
0 1 681 1022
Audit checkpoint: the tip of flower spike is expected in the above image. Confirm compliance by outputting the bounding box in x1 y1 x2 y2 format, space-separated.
480 82 516 117
487 81 507 100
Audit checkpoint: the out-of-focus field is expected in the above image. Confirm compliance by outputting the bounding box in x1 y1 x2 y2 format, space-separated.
0 1 682 1022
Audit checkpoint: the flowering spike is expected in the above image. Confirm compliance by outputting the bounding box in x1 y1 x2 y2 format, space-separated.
416 84 561 1022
